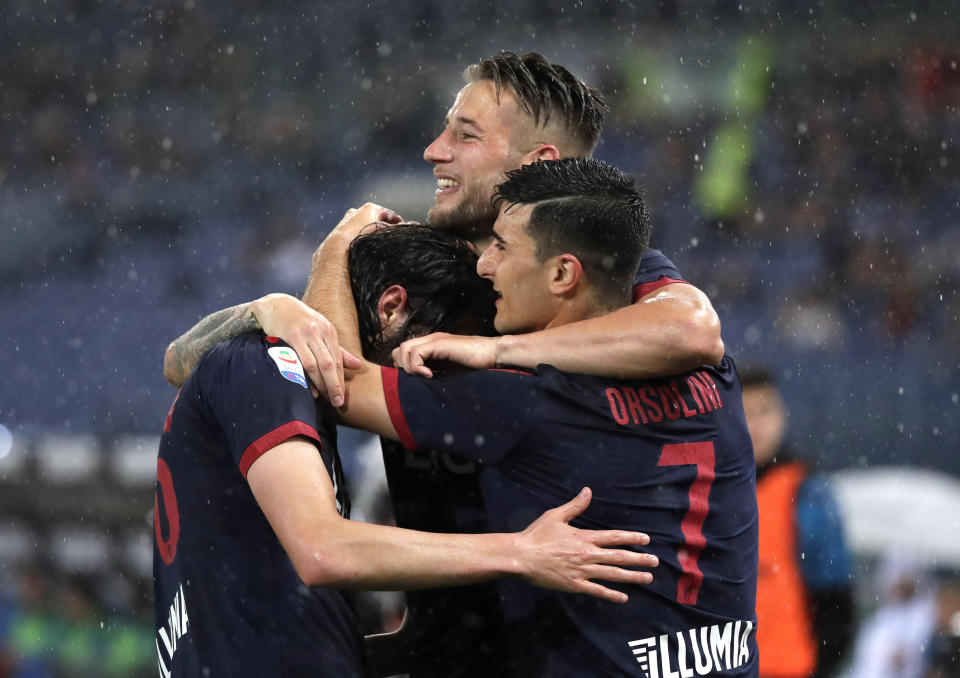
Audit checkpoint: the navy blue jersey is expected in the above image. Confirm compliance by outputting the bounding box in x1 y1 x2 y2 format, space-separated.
380 247 692 676
153 332 362 677
379 437 506 677
633 247 687 301
382 357 758 677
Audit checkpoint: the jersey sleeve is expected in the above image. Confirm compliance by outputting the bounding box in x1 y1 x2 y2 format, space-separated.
197 335 326 478
795 475 853 590
381 366 535 464
633 247 689 301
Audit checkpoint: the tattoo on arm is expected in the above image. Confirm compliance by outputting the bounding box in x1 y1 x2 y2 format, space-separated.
164 304 259 385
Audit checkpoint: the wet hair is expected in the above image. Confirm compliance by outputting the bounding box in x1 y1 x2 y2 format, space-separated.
493 158 651 305
466 51 607 155
348 223 497 363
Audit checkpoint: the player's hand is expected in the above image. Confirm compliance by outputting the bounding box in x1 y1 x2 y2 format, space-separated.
515 487 657 604
250 293 363 406
308 202 406 281
326 203 404 247
391 332 499 377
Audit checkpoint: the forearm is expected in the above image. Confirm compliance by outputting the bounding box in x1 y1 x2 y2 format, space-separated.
303 232 362 358
163 303 259 386
310 518 520 590
495 283 723 379
253 439 516 590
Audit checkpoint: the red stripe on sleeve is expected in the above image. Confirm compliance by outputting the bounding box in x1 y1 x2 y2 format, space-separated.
238 420 322 479
163 390 181 433
380 366 419 451
633 276 689 302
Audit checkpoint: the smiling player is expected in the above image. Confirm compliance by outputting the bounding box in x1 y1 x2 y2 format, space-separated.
322 160 758 676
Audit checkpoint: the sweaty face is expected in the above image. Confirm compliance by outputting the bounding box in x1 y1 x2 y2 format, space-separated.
741 385 787 466
476 203 557 335
423 81 531 241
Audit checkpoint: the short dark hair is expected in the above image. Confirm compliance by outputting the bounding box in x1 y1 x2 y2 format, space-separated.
348 223 497 363
466 51 607 155
493 158 651 305
738 366 777 390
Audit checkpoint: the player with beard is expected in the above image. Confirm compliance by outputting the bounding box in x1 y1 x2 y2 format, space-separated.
318 159 758 677
153 220 658 677
162 53 724 676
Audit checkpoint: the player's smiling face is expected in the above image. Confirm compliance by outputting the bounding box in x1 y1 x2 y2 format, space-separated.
423 80 530 241
477 203 557 335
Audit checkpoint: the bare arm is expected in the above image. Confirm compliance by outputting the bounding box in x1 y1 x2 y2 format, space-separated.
161 207 381 393
248 437 656 600
393 282 724 380
163 303 259 387
496 282 723 377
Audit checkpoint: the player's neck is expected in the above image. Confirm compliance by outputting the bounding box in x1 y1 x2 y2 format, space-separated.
544 295 610 330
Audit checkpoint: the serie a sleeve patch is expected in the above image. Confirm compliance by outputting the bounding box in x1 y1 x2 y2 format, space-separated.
267 346 308 388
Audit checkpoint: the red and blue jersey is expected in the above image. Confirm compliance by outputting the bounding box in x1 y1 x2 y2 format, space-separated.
378 247 691 676
381 356 759 677
153 332 362 677
379 248 697 676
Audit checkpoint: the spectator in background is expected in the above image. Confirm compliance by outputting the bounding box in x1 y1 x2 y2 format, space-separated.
925 575 960 678
844 554 940 678
741 366 855 678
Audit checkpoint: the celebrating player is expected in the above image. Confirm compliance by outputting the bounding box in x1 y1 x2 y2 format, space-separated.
152 222 659 677
160 52 725 676
322 160 759 676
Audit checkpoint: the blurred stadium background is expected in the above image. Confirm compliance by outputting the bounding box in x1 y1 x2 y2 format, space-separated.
1 1 959 675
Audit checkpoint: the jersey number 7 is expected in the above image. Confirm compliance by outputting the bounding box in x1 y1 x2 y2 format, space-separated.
658 441 716 606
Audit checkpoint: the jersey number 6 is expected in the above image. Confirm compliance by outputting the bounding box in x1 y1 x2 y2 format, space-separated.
155 458 181 565
658 441 716 606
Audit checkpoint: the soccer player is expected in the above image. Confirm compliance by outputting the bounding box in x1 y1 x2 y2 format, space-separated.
152 222 658 677
161 52 724 675
322 159 759 676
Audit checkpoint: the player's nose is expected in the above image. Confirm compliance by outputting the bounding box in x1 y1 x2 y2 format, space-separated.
424 129 453 164
477 243 496 279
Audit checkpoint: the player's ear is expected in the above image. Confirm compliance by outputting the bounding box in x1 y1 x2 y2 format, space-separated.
549 254 582 296
377 285 409 335
521 144 560 165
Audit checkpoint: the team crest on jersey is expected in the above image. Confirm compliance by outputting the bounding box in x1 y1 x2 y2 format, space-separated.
267 347 308 388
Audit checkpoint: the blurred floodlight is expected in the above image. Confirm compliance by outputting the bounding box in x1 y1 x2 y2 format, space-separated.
832 467 960 566
0 423 12 459
110 435 160 486
36 434 100 483
0 425 27 479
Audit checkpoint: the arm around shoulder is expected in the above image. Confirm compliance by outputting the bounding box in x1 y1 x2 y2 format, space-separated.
495 282 723 379
247 436 657 598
